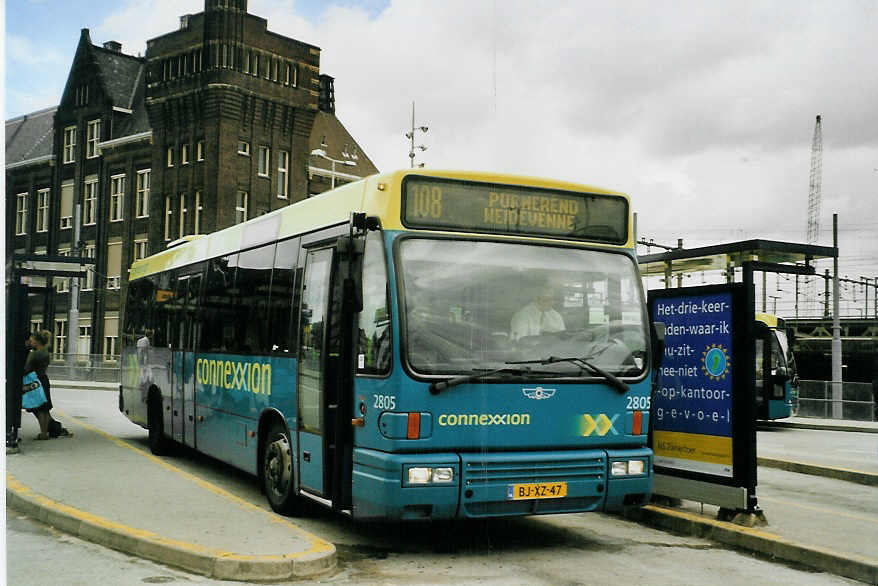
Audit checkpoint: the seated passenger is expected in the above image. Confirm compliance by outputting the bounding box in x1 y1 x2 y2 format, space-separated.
510 286 565 340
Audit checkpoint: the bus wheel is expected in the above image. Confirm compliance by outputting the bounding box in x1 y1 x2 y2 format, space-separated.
263 422 297 515
147 394 169 455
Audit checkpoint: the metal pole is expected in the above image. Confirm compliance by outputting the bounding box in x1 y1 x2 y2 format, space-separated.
676 239 683 288
410 102 415 168
762 272 767 313
831 214 842 419
68 204 82 378
824 269 830 317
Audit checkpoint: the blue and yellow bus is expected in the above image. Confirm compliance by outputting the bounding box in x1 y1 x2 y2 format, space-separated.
121 169 659 520
755 313 798 420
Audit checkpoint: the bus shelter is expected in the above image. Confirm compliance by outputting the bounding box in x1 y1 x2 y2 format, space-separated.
638 239 837 515
6 253 92 450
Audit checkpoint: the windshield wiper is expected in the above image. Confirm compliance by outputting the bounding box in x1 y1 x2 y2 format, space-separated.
428 366 554 395
507 356 630 394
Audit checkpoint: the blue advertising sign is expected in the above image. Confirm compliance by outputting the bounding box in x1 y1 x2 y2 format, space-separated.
652 292 734 477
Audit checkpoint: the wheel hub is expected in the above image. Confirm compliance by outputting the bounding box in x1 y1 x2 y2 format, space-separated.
265 434 292 495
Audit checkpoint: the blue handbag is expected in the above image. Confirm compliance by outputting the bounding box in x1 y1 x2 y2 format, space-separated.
22 372 48 410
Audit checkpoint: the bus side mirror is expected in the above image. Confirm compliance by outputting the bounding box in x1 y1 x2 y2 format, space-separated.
651 322 666 369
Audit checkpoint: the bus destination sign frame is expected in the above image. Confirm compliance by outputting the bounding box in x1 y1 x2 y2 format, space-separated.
401 176 629 244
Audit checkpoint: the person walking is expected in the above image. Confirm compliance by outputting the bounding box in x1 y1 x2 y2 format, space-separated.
24 330 71 439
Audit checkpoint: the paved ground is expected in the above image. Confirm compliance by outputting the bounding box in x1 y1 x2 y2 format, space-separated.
6 388 878 583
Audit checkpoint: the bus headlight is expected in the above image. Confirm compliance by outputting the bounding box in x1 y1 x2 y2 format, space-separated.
406 466 455 484
611 460 646 476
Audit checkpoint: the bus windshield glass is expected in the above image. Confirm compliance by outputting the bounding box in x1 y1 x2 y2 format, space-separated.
399 238 648 378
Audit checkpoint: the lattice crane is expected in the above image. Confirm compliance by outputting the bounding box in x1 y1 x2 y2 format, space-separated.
804 115 823 314
807 115 823 244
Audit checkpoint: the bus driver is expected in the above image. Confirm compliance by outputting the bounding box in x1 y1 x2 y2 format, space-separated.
510 286 565 340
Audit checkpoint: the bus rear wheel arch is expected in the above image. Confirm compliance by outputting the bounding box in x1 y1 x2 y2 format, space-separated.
262 420 298 515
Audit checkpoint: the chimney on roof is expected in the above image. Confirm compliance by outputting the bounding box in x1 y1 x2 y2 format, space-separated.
319 75 335 114
103 41 122 53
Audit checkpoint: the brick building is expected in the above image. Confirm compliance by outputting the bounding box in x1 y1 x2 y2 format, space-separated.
6 0 378 358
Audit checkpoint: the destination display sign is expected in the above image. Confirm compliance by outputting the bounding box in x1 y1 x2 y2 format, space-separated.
402 177 628 243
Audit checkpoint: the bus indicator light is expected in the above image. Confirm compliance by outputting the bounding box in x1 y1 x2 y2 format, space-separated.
407 412 421 439
633 410 643 435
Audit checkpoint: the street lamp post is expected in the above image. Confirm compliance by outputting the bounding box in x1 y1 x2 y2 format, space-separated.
406 101 428 168
310 148 356 189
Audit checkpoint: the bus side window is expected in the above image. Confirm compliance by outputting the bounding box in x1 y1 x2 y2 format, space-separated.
235 243 275 354
152 271 176 348
200 255 237 353
269 238 301 355
358 231 391 375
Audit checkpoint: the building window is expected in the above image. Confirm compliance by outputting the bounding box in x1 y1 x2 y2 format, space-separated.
243 50 250 74
237 140 250 156
251 52 258 76
197 140 204 161
134 238 148 261
63 126 76 163
84 178 98 225
110 174 125 222
272 59 278 82
258 146 270 177
164 196 173 241
181 143 190 165
104 315 119 361
136 169 150 218
36 189 50 232
194 191 203 234
179 193 188 236
107 242 122 289
83 244 96 290
60 181 74 229
277 150 289 199
87 119 101 158
31 318 44 333
54 319 68 358
56 248 71 292
15 193 27 235
286 63 298 87
77 322 92 356
76 85 89 107
167 146 175 167
236 191 248 224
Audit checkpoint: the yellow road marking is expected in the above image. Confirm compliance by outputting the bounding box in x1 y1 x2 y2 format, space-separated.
52 409 334 557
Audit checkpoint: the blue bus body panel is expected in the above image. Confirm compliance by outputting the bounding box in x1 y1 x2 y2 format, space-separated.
194 353 298 475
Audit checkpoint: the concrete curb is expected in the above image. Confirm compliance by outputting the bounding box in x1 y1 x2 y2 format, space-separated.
759 420 878 434
625 504 878 584
6 475 336 581
758 457 878 487
52 380 119 391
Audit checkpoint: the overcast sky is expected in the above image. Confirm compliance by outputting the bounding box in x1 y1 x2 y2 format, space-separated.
5 0 878 317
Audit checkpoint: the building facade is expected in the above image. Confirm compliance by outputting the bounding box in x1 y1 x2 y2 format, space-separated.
6 0 378 359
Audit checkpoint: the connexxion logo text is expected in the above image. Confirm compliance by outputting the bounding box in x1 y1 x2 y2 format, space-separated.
197 358 271 395
437 413 531 427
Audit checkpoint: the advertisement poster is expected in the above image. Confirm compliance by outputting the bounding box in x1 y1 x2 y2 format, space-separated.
652 292 734 477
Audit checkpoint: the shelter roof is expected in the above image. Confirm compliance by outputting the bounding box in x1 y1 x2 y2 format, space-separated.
638 239 837 278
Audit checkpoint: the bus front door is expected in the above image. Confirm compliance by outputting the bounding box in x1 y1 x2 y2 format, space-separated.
297 247 333 499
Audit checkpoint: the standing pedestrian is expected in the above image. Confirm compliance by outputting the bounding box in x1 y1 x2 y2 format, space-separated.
24 330 71 439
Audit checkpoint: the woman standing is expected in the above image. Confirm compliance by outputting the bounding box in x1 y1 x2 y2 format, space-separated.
24 330 70 440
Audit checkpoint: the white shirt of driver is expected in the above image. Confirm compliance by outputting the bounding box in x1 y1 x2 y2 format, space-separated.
510 302 565 339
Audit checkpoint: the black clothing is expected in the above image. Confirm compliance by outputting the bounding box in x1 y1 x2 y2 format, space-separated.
24 348 53 413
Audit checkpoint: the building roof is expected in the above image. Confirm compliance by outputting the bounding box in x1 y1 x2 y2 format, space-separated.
308 110 379 177
92 45 145 111
4 107 58 167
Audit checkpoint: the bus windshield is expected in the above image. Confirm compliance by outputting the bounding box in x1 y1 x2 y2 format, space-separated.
398 238 648 378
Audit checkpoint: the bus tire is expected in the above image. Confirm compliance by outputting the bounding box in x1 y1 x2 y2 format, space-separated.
147 393 169 456
263 421 297 515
